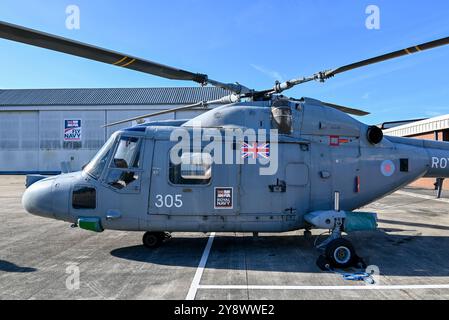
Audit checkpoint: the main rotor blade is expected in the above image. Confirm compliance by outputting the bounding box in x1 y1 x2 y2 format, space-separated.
321 101 370 116
326 36 449 78
268 35 449 95
103 102 206 128
103 94 240 127
0 21 249 91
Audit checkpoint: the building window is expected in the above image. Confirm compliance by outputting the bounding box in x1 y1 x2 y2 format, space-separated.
63 141 82 149
169 152 212 185
72 186 96 209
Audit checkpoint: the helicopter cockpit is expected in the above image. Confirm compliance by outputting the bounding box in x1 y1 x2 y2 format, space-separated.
83 132 143 191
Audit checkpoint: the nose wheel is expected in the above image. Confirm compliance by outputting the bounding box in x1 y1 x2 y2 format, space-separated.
325 238 356 268
142 231 171 248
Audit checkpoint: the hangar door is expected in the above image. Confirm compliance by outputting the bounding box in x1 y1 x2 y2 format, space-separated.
0 112 39 172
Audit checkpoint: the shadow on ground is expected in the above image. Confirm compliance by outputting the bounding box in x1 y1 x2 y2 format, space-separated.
379 219 449 231
0 259 37 273
110 228 449 277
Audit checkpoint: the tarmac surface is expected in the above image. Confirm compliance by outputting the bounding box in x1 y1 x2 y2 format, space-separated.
1 175 449 300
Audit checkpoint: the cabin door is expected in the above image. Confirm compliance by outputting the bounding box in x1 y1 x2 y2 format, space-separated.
148 140 240 216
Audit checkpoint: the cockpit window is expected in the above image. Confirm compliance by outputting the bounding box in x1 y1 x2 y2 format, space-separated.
111 136 141 169
83 133 117 179
106 136 142 190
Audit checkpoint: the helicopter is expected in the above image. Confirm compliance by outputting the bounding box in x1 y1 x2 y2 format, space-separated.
2 20 449 268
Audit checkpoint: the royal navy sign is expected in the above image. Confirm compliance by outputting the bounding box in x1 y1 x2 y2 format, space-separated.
214 187 233 209
64 119 82 141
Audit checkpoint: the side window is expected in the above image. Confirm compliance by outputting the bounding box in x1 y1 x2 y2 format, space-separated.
72 186 96 209
106 136 142 190
111 136 141 169
169 152 212 185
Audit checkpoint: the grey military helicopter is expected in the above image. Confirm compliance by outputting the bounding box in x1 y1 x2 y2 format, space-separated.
2 21 449 268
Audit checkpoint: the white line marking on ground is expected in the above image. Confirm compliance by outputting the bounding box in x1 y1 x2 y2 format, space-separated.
396 190 449 203
185 232 216 300
198 284 449 290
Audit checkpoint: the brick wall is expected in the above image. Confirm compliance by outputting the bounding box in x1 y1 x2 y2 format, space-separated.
408 132 441 140
408 177 449 190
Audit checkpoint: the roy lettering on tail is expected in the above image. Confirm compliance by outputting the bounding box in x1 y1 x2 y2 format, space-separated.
432 157 449 169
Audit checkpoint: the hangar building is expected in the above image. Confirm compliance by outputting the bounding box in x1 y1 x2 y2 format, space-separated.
0 87 230 173
383 114 449 190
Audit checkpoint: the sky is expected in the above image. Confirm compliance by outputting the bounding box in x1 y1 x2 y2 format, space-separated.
1 0 449 124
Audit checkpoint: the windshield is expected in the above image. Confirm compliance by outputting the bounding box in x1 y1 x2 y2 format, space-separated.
83 133 117 179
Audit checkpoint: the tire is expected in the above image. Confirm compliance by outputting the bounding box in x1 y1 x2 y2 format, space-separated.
142 232 164 249
325 238 356 268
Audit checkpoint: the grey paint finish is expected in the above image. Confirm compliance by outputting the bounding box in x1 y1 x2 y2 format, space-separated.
22 97 449 234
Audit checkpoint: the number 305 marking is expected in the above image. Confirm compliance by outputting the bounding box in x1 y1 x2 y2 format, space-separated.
155 194 183 208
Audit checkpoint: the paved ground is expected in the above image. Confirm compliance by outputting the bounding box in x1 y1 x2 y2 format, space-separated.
1 175 449 300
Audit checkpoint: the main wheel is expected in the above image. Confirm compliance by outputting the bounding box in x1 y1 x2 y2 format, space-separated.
325 238 356 269
142 232 164 249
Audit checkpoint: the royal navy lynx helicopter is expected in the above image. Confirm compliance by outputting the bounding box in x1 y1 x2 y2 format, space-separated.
2 21 449 268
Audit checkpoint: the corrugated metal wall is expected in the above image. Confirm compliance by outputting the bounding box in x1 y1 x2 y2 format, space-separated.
38 110 106 172
0 108 206 173
0 111 39 171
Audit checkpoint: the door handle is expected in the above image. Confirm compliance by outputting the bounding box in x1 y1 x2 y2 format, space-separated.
106 210 122 220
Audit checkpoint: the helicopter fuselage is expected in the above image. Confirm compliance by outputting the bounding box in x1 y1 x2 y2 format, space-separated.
22 97 449 233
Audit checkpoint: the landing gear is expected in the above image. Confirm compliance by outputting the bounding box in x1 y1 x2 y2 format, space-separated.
303 229 312 239
142 231 171 248
316 235 364 270
325 238 356 268
315 216 364 270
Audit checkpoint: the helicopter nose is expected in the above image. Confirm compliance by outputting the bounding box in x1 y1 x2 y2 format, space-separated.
22 178 55 218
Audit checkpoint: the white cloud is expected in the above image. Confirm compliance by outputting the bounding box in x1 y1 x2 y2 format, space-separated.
362 92 371 99
250 64 284 82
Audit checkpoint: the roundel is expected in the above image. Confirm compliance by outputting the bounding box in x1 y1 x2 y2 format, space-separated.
381 160 395 177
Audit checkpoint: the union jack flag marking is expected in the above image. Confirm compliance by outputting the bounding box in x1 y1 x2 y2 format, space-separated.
241 142 270 159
